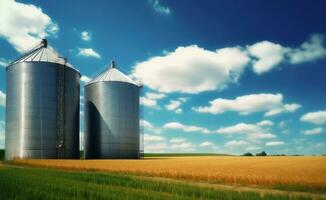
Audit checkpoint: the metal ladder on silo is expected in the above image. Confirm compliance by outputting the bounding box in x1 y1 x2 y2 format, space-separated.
57 65 65 158
139 84 144 159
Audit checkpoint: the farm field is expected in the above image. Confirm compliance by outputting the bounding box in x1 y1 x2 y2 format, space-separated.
14 156 326 194
144 153 230 157
0 164 324 200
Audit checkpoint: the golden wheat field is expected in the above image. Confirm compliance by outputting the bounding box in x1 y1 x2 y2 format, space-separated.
15 156 326 189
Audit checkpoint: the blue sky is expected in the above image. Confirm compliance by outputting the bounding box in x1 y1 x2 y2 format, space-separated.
0 0 326 155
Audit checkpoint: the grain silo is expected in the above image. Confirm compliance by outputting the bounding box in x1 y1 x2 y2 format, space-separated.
84 61 142 159
5 39 80 160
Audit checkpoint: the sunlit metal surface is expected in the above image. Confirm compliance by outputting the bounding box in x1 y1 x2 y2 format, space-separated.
84 65 141 159
5 62 80 160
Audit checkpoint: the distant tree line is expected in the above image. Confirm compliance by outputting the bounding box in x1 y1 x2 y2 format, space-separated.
242 151 267 156
241 151 316 156
0 149 4 160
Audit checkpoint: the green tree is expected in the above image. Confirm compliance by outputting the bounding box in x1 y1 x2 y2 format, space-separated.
242 152 253 156
256 151 267 156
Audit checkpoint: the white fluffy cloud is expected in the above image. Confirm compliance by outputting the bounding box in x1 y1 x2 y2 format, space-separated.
146 92 166 99
165 97 187 114
79 131 84 150
81 31 91 41
264 103 301 117
217 123 263 135
225 140 248 147
0 90 6 107
133 45 249 94
300 111 326 125
193 93 280 115
302 127 323 136
247 41 288 74
162 120 277 140
165 100 181 110
0 58 8 67
144 142 167 153
199 141 214 147
144 135 196 153
266 141 284 146
245 146 262 151
140 92 166 108
77 48 101 58
170 141 195 151
143 134 167 152
163 122 210 134
248 133 276 139
169 138 187 143
257 120 274 126
0 0 58 53
144 134 166 143
216 122 276 140
148 0 171 15
140 119 154 129
288 34 326 64
193 93 300 116
140 97 156 107
132 34 326 94
247 34 326 74
81 75 91 83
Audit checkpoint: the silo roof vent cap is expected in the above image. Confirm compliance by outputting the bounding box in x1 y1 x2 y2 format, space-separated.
86 60 140 86
110 60 116 69
41 39 48 48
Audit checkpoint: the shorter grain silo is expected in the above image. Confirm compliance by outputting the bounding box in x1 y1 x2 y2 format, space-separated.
84 61 141 159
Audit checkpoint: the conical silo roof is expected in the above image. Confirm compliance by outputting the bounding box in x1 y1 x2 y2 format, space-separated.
87 61 140 86
8 39 79 73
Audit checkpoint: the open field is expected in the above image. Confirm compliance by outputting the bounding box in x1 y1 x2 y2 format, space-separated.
0 165 324 200
144 153 231 157
14 156 326 193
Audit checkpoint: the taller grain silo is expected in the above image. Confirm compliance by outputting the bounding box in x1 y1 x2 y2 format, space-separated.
84 61 141 159
5 39 80 160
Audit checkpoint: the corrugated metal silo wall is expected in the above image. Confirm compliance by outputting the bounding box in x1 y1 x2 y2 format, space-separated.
63 67 80 158
5 62 80 160
84 81 140 159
